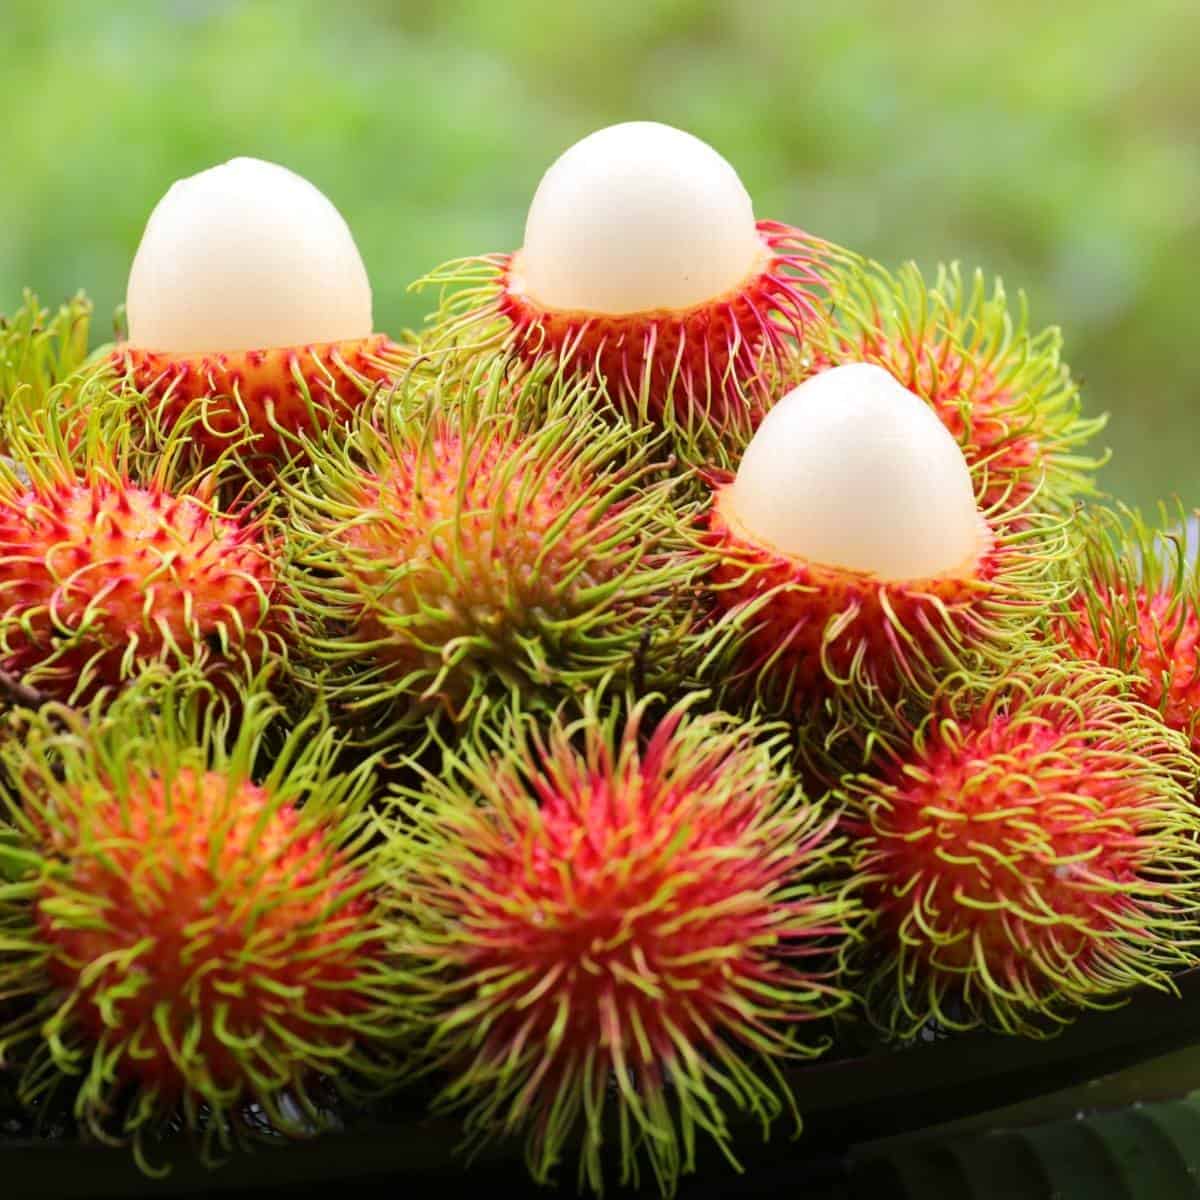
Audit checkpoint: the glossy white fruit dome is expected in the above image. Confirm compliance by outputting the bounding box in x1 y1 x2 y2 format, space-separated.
126 157 372 353
515 122 764 316
727 363 984 581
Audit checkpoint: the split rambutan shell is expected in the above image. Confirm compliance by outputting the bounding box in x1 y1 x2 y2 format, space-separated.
423 221 831 437
113 333 411 463
390 697 857 1193
702 470 1064 722
842 666 1200 1037
809 261 1104 514
0 474 280 701
285 378 702 739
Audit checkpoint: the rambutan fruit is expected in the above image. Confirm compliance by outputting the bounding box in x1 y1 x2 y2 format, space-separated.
1 291 101 459
840 663 1200 1038
419 122 835 441
1054 503 1200 750
283 366 706 742
386 692 858 1195
810 259 1106 515
0 670 406 1170
0 415 283 704
701 362 1071 728
111 157 410 464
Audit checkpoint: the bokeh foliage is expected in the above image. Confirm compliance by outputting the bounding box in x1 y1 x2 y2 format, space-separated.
0 0 1197 505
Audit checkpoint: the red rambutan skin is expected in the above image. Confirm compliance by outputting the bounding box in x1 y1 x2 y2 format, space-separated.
870 719 1139 969
0 478 279 700
704 475 996 711
337 430 620 694
399 702 853 1189
497 222 826 427
444 731 823 1073
113 334 409 461
847 676 1200 1035
37 767 376 1097
1059 587 1200 749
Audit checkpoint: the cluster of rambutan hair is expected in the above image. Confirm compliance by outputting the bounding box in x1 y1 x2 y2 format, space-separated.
0 119 1197 1198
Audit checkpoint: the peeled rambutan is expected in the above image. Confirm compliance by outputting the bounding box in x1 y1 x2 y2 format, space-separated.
1055 503 1200 750
702 362 1070 727
0 423 282 703
0 671 405 1169
386 693 858 1195
111 158 410 464
419 122 835 441
283 367 705 741
810 260 1105 515
840 663 1200 1038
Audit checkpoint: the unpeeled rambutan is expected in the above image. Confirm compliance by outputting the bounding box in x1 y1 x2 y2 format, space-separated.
386 693 858 1195
283 365 706 741
0 416 282 703
1 291 99 458
419 122 834 441
0 670 406 1170
701 363 1070 728
840 663 1200 1038
111 158 410 464
1055 503 1200 750
810 259 1105 515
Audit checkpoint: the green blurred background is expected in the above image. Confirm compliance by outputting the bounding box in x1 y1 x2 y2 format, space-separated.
1 0 1196 506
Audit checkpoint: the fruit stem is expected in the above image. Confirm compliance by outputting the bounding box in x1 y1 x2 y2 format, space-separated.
0 668 48 712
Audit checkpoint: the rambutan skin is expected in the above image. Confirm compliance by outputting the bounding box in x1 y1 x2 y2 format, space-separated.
386 694 859 1195
840 665 1200 1038
0 673 407 1167
1062 589 1200 747
808 261 1105 515
113 334 411 463
701 471 1070 724
1054 504 1200 751
38 765 375 1095
284 370 707 741
0 471 281 702
421 222 833 439
1 292 104 461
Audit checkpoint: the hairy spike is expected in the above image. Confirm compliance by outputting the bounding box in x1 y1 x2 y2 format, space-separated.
0 669 410 1172
385 690 859 1195
282 365 708 744
840 662 1200 1038
1055 501 1200 749
0 405 285 706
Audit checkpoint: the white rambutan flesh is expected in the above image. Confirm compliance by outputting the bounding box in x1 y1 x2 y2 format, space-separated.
515 121 764 315
125 156 373 353
727 362 984 581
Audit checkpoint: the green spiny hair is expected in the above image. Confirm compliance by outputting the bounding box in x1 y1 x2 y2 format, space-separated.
0 396 285 706
0 291 109 460
0 668 409 1174
380 688 860 1196
1052 500 1200 749
281 361 710 747
808 258 1107 513
838 660 1200 1039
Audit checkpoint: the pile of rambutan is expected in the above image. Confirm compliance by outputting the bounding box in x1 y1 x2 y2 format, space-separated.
1 123 1197 1197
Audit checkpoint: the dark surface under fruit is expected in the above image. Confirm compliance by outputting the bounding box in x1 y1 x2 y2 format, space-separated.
5 965 1200 1197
